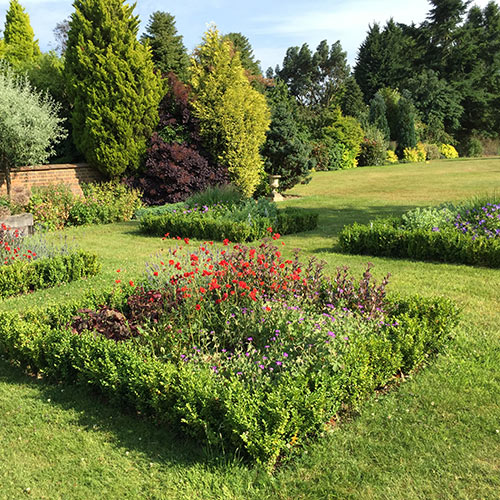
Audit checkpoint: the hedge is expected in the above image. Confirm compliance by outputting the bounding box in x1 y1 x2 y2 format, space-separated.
338 220 500 268
0 251 101 299
139 207 319 241
0 289 459 470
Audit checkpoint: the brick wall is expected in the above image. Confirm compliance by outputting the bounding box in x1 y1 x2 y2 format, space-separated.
0 164 104 197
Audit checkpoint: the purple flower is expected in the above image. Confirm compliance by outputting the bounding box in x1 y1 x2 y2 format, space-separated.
276 361 282 366
259 364 265 369
283 352 288 358
247 337 253 341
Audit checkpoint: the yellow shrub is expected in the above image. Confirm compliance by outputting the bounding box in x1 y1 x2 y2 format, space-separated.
386 150 399 164
439 143 459 159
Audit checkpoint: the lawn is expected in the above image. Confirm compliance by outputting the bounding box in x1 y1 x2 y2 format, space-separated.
1 158 499 499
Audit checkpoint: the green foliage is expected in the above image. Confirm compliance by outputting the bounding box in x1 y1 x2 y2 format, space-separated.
26 182 142 230
190 26 270 197
422 143 441 160
395 96 417 154
340 76 367 121
2 0 40 67
138 202 318 241
338 216 500 268
261 81 313 189
276 39 350 109
185 184 243 208
368 93 390 140
65 0 164 178
316 106 364 170
0 63 66 195
460 137 483 157
69 181 142 226
223 32 262 77
358 125 388 167
140 11 189 81
0 251 100 299
354 20 414 102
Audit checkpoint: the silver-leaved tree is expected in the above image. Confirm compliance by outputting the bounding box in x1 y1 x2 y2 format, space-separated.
0 63 66 197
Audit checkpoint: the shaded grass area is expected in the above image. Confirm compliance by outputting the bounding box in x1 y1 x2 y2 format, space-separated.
0 159 499 499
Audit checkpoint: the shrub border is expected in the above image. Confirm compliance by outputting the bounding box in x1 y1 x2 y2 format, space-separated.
0 251 101 299
338 220 500 268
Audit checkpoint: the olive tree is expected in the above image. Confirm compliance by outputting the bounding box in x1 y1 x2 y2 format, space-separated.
0 63 66 196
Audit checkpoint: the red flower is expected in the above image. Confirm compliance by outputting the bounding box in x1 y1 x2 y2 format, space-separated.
223 239 230 246
115 279 121 284
267 227 273 232
153 271 159 276
129 281 135 287
184 237 190 244
195 304 201 311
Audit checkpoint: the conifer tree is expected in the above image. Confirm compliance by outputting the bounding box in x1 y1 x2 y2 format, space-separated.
261 81 313 190
190 26 270 197
396 95 417 154
141 11 189 80
341 76 366 122
3 0 40 67
65 0 164 178
369 93 390 141
224 32 262 77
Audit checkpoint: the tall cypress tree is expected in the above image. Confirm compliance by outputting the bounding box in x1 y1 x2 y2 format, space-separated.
3 0 40 67
65 0 164 177
140 11 189 81
396 96 417 154
368 93 390 141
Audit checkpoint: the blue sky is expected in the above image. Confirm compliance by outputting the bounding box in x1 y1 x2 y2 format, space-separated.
0 0 493 70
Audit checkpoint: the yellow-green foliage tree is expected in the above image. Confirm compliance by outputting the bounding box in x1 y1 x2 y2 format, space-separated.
65 0 164 178
3 0 40 67
190 26 270 197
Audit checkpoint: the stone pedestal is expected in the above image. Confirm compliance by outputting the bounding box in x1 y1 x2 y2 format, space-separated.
269 174 284 202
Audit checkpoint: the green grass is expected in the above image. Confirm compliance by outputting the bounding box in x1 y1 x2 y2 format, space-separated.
1 158 499 499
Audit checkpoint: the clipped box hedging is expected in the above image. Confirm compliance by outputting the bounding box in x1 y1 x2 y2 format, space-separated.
139 207 319 241
0 251 101 299
338 219 500 268
0 289 458 470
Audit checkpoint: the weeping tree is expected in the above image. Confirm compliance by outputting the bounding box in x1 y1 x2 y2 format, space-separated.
65 0 164 178
0 63 66 196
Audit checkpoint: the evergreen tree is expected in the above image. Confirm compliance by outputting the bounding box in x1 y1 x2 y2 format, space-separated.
141 11 189 80
378 87 401 141
276 39 350 109
261 81 313 190
368 93 390 140
65 0 164 178
224 32 261 77
396 95 417 153
354 20 413 102
190 26 270 197
3 0 40 67
340 76 367 121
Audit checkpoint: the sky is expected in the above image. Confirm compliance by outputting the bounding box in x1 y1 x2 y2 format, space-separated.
0 0 494 71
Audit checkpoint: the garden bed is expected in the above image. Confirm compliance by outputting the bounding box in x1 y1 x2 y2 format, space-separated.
338 199 500 267
0 223 100 298
0 234 459 469
137 199 319 241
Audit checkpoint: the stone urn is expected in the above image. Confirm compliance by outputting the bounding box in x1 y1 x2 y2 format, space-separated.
268 174 284 202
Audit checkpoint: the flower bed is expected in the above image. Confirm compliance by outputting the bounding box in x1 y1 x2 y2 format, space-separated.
137 199 319 241
338 200 500 267
0 235 459 470
0 223 100 298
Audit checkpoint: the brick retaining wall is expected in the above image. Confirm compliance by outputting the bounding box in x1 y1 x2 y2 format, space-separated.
0 164 104 197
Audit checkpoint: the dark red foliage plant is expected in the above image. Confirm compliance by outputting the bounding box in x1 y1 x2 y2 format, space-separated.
129 73 228 204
